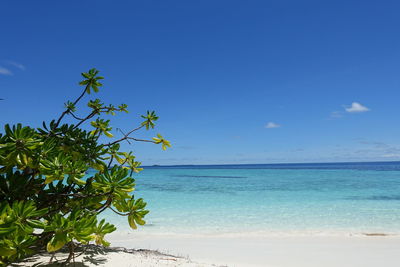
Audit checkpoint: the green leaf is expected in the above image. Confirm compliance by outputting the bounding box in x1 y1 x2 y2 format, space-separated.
26 219 45 229
72 177 86 185
0 246 16 256
47 232 68 252
128 215 137 229
104 131 113 138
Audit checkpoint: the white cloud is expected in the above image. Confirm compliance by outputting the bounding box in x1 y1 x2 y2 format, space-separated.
7 61 25 70
0 67 12 76
381 153 400 158
330 111 343 118
345 102 370 113
265 122 281 128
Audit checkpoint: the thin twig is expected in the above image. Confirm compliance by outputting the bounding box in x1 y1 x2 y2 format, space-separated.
104 125 147 147
72 110 98 129
69 112 86 121
54 86 88 128
107 155 114 169
109 206 129 216
105 135 154 147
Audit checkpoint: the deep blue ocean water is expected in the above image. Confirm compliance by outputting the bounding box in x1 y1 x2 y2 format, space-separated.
100 162 400 235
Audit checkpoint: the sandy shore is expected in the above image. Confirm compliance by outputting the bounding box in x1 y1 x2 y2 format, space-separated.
10 244 217 267
12 233 400 266
108 232 400 267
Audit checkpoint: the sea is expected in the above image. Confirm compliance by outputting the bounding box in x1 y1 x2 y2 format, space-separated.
99 161 400 236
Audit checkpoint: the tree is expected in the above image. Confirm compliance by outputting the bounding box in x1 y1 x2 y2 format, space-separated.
0 68 171 265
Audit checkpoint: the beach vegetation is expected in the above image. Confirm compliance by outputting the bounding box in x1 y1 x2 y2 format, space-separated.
0 69 170 265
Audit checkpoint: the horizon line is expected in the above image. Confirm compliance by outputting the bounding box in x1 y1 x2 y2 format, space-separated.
142 160 400 167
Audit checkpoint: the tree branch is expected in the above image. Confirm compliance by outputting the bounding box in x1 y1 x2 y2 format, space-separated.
104 125 155 147
72 110 98 130
72 107 126 130
69 112 86 121
109 206 129 216
54 86 88 128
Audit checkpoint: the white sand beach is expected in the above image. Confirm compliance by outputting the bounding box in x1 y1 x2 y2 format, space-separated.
11 245 214 267
16 233 400 267
106 233 400 267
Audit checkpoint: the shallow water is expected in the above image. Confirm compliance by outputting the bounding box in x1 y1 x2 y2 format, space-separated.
98 162 400 235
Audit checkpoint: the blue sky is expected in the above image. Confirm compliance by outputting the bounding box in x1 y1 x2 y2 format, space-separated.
1 0 400 165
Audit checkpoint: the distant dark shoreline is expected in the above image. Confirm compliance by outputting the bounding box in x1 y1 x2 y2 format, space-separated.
142 161 400 171
143 160 400 167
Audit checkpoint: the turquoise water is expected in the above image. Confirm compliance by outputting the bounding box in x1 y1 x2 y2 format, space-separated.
100 162 400 235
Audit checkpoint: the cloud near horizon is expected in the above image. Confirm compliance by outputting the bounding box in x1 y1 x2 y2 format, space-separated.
7 61 25 70
330 111 343 118
0 67 12 76
265 122 281 129
0 61 25 76
345 102 370 113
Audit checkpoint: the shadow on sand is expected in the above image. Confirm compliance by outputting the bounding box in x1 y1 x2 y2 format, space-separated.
10 244 182 267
